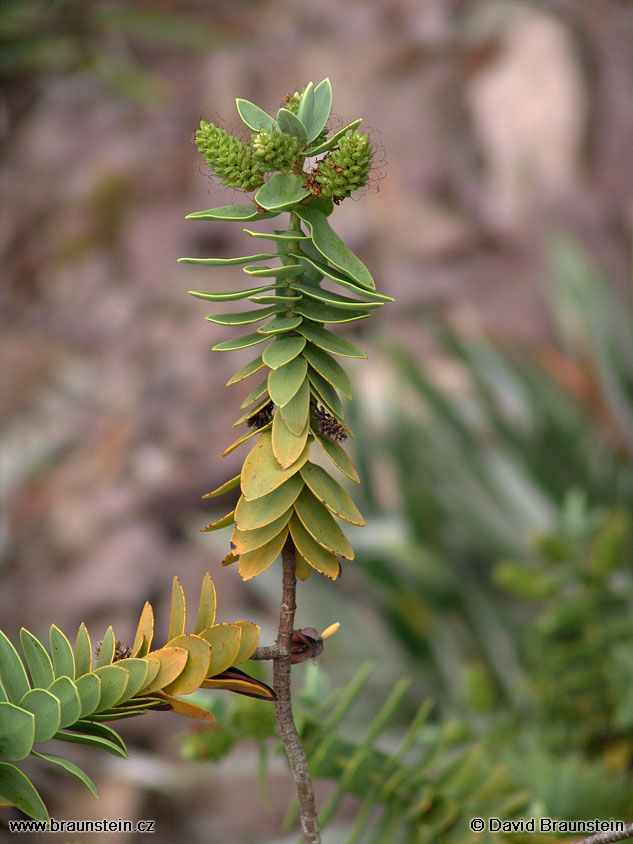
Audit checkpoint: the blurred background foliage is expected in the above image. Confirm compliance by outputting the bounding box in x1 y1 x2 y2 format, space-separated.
1 0 632 841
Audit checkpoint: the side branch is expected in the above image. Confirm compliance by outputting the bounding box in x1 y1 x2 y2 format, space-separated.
273 537 321 844
574 824 633 844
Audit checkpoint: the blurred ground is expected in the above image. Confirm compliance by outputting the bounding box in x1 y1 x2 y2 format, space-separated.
1 0 632 841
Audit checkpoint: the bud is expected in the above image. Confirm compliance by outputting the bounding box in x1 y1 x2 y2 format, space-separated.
195 121 264 192
314 129 372 200
251 128 303 173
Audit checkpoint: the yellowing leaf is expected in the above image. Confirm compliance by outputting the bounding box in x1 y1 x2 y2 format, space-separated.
238 528 288 580
272 410 310 468
293 488 354 559
230 509 293 554
153 692 216 721
194 573 217 633
221 420 272 458
140 646 188 694
314 432 360 483
131 602 154 658
201 510 235 532
288 515 341 579
280 377 310 436
232 621 260 664
167 577 186 641
234 474 303 530
199 623 242 677
202 475 241 498
295 551 314 581
240 430 310 501
162 635 212 696
300 462 365 526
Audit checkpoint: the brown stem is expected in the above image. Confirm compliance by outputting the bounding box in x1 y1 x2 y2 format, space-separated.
273 537 321 844
574 824 633 844
251 645 280 660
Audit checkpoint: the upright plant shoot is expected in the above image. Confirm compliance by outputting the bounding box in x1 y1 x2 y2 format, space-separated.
180 79 392 844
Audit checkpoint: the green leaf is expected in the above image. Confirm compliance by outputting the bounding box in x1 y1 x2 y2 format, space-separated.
47 676 82 728
226 354 266 386
186 204 278 222
0 631 31 703
302 342 353 398
236 98 277 132
262 335 306 369
243 263 303 278
240 430 310 500
20 629 54 690
18 689 61 742
198 624 242 677
190 286 277 303
95 626 115 668
231 508 294 554
32 750 99 798
288 515 340 580
75 672 101 718
280 377 311 435
294 298 370 324
257 314 303 335
309 78 333 141
238 528 289 580
308 367 344 419
206 306 282 327
235 474 304 530
168 577 186 641
195 572 217 633
212 331 269 352
74 623 92 678
233 393 272 427
49 625 75 679
0 761 48 821
93 665 130 711
222 420 272 458
290 274 394 310
314 432 360 483
179 252 276 267
300 461 365 526
272 408 310 468
249 292 301 304
240 378 269 410
293 487 354 559
243 227 309 241
276 107 308 141
297 81 315 134
68 718 128 753
295 205 375 290
255 173 310 212
0 702 35 760
201 509 235 532
305 118 362 156
203 474 241 499
268 358 308 407
54 727 128 758
297 322 367 359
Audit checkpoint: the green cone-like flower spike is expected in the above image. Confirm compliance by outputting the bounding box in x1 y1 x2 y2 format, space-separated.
251 129 303 173
315 129 373 199
195 121 264 191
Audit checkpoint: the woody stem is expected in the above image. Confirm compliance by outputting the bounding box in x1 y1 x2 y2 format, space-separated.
273 536 321 844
